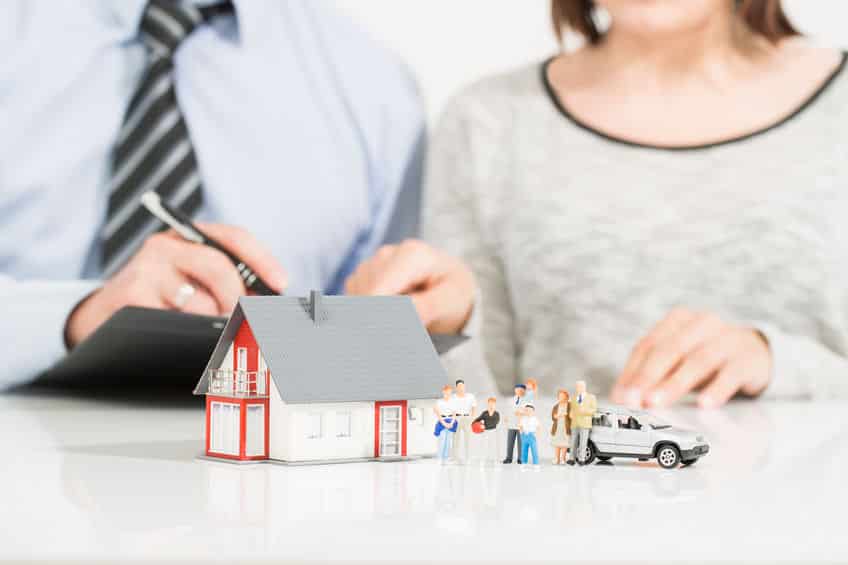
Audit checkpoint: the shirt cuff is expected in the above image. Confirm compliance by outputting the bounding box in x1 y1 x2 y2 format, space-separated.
750 321 810 399
4 280 100 387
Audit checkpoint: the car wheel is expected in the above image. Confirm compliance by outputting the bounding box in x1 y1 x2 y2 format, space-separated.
656 444 680 469
597 455 612 462
582 441 597 465
681 458 698 466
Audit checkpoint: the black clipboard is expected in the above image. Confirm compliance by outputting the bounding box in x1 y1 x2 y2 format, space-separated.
38 306 468 388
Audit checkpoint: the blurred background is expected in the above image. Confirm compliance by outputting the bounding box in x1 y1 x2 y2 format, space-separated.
336 0 848 121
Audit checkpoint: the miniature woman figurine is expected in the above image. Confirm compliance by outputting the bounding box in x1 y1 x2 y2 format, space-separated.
550 389 571 465
433 385 457 463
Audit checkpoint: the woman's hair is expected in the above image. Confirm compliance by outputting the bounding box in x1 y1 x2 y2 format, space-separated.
557 388 570 401
551 0 799 45
442 385 453 393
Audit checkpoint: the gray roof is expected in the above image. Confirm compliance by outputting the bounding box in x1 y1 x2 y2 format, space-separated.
194 294 449 403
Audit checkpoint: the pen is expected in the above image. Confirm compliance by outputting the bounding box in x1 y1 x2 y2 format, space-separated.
140 192 279 296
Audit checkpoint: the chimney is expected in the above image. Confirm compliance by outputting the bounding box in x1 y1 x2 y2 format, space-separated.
309 290 322 326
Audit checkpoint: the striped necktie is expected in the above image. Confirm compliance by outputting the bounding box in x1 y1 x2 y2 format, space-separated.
101 0 232 275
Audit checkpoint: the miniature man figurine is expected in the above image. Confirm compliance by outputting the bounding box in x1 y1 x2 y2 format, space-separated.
472 397 501 464
451 379 477 463
567 380 597 466
503 383 527 464
519 404 540 465
433 385 457 463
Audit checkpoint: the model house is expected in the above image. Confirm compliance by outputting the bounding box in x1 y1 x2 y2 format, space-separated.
193 291 449 464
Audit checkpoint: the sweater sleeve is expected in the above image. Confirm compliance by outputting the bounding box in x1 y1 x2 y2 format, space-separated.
422 93 519 396
753 321 848 399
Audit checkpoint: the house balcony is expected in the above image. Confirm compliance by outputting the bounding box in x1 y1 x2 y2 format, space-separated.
207 369 270 398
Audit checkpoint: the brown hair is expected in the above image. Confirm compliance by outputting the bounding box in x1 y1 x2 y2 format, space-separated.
551 0 798 45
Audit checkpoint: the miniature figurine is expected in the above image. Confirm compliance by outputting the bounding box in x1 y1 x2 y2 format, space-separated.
567 380 597 466
472 397 501 464
550 389 571 465
524 378 538 405
581 405 710 468
503 383 527 464
434 385 458 463
451 379 477 463
519 404 540 465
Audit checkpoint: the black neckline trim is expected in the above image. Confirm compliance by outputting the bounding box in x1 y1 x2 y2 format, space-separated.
540 51 848 152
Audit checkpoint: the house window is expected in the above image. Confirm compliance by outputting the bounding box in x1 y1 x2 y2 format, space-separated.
306 413 323 439
237 347 247 371
408 407 422 425
336 411 352 438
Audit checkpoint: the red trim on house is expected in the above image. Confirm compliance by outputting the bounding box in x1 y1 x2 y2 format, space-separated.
374 400 408 458
205 395 269 461
205 396 212 455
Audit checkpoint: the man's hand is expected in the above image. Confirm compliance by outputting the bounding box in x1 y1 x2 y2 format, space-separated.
611 308 772 409
344 239 475 334
65 224 287 347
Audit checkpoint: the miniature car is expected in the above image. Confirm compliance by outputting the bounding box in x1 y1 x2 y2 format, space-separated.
579 405 709 469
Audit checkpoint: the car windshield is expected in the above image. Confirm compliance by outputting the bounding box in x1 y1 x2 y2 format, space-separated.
641 414 671 430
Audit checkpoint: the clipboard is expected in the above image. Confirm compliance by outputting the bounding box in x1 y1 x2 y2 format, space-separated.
38 306 468 387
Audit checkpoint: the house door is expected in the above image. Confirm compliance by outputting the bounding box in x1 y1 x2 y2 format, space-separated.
374 401 407 458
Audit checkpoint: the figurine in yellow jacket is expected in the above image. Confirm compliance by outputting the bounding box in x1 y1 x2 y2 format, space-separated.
567 380 597 465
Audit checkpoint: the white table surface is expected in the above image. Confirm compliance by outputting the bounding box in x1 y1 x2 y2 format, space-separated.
2 389 845 564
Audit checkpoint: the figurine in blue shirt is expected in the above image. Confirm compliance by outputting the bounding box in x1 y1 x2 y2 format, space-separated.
0 0 424 387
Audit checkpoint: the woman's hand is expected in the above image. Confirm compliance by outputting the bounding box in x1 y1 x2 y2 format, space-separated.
345 239 475 334
611 308 772 409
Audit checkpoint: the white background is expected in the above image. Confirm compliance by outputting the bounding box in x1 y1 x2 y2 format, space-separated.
336 0 848 121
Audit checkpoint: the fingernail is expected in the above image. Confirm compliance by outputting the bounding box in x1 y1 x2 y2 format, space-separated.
624 388 642 409
649 391 666 408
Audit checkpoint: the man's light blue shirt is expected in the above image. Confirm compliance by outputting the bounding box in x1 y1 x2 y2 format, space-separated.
0 0 425 387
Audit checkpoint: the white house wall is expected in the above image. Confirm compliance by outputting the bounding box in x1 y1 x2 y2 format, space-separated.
268 378 289 461
406 399 438 457
283 402 375 462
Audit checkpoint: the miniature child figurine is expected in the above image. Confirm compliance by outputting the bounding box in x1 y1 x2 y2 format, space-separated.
472 397 501 464
524 378 538 405
567 380 597 466
503 383 527 464
550 389 571 465
450 379 477 463
519 404 540 465
433 385 457 463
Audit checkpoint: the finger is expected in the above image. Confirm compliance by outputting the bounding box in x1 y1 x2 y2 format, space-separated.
159 270 219 316
345 245 397 295
171 242 246 314
697 361 748 409
196 223 288 293
628 313 725 401
612 308 697 403
644 335 732 408
369 240 442 296
179 289 219 316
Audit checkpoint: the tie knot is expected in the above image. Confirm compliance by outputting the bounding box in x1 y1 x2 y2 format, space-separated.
139 0 207 57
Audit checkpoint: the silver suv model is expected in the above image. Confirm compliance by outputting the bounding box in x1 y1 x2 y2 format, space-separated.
580 405 710 468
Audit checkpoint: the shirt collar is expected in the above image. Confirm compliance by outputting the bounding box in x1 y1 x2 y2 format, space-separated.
105 0 248 45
